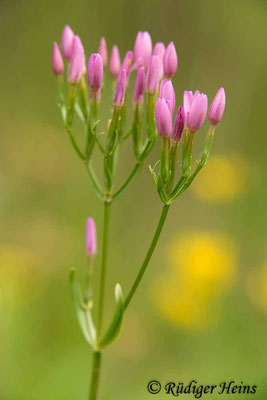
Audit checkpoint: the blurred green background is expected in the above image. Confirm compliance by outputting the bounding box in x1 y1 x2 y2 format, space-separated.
0 0 267 398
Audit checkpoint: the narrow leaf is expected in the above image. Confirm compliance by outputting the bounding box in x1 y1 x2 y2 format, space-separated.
98 284 124 349
69 269 96 348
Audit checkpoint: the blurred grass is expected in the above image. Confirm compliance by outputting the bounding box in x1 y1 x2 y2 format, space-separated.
0 0 267 398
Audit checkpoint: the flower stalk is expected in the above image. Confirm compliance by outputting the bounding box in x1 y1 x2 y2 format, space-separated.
124 203 170 309
97 200 111 337
89 351 102 400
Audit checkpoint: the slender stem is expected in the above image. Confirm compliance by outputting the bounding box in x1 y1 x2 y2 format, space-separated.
89 351 102 400
178 163 203 195
124 203 170 310
97 201 112 336
112 161 142 200
66 125 86 160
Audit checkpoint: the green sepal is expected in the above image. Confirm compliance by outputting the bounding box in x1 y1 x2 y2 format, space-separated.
146 93 156 140
69 269 97 349
66 84 76 127
182 130 194 175
159 137 170 185
78 76 89 122
132 105 142 158
90 92 98 128
106 109 120 154
166 141 179 193
118 102 127 139
97 284 124 349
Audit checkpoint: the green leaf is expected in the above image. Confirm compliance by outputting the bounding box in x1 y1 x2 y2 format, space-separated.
98 284 124 349
69 269 96 348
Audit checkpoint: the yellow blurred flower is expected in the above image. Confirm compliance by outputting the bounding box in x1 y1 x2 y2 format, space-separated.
191 154 248 202
248 261 267 313
0 244 44 307
151 232 239 330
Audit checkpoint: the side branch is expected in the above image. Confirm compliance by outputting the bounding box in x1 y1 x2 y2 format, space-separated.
124 204 170 309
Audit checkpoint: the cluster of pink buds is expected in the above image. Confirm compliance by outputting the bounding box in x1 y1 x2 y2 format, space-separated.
155 83 225 140
153 81 225 202
52 25 226 206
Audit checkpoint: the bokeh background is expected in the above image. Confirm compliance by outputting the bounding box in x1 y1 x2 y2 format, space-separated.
0 0 267 398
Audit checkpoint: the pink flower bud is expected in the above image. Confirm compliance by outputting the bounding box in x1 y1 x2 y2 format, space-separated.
146 55 160 94
208 87 226 126
85 218 97 255
113 68 127 107
184 90 208 132
183 90 198 126
133 67 146 105
134 31 152 67
163 42 178 78
155 98 173 137
109 45 121 78
87 53 104 90
153 42 165 79
160 79 176 114
72 35 82 53
52 42 64 76
172 106 185 141
98 37 108 67
68 44 85 83
61 25 74 60
72 35 86 74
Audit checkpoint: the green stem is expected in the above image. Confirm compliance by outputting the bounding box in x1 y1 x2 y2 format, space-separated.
66 125 86 160
89 351 102 400
97 201 112 337
112 162 142 200
124 204 170 309
179 163 203 195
